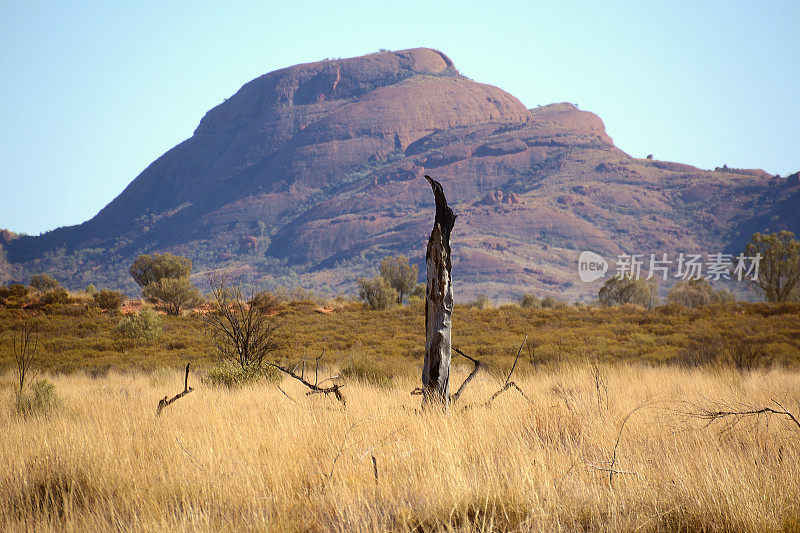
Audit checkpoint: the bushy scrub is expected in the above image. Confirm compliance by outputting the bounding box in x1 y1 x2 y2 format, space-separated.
202 365 281 388
470 294 493 309
13 378 60 417
92 290 125 311
0 284 31 308
38 288 72 306
114 309 162 343
357 276 397 310
519 294 540 308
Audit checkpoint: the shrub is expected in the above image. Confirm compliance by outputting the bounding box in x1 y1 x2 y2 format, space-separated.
92 290 125 311
519 294 541 308
470 294 493 309
0 284 31 307
249 291 281 312
0 284 31 300
667 278 734 308
357 276 397 310
206 274 287 369
541 296 567 309
598 275 656 307
668 279 712 308
379 255 419 304
143 277 201 316
202 365 281 389
114 309 162 343
30 274 60 292
129 253 192 288
39 288 71 306
13 379 60 417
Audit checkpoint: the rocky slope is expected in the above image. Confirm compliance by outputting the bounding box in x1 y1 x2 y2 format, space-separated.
3 48 798 301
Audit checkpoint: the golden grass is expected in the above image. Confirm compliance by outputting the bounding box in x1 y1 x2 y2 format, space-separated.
2 364 800 531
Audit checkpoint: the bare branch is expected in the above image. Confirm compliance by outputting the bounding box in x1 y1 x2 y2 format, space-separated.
265 349 345 407
450 347 482 405
156 363 194 415
506 335 527 385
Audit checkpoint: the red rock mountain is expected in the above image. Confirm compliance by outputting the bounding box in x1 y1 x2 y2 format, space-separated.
2 48 798 301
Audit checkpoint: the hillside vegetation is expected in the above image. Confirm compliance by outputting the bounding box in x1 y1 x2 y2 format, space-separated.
1 300 799 375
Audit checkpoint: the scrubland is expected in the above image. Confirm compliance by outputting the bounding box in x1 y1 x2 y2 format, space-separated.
1 302 800 531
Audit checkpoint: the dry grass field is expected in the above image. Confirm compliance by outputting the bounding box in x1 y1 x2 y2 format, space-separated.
2 363 800 531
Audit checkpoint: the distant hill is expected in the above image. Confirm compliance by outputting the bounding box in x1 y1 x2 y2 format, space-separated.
3 48 798 301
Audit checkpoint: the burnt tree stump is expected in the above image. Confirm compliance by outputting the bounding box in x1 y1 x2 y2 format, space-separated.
422 175 457 407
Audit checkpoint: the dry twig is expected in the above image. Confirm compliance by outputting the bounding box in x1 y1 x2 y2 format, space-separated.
156 363 194 415
266 349 346 406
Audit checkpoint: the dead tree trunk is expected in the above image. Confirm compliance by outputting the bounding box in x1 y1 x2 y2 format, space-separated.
422 175 456 407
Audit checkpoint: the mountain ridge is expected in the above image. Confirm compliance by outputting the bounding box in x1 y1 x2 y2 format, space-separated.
3 48 798 301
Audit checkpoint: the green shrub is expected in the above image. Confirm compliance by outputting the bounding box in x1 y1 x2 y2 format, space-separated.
379 255 419 304
30 274 60 292
114 309 162 343
357 276 397 310
519 294 541 308
143 277 201 316
598 275 656 307
470 294 493 309
13 379 60 417
0 284 31 300
249 291 281 312
202 365 281 388
129 253 192 288
0 284 31 308
92 290 125 311
541 296 567 309
39 288 72 306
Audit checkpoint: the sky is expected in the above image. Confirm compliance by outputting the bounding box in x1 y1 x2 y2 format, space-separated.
1 0 798 236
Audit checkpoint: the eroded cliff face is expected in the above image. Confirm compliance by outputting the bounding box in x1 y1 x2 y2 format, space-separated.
5 48 798 301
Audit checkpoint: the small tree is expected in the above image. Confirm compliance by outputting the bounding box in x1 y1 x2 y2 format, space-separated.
357 276 397 310
379 255 419 304
29 274 60 293
143 278 201 316
205 274 287 369
11 321 38 393
129 253 192 288
744 231 800 303
598 275 656 307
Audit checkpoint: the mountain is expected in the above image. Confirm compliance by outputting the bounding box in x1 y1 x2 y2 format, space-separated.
2 48 798 301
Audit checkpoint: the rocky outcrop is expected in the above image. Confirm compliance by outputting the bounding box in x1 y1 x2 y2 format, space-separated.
3 48 796 301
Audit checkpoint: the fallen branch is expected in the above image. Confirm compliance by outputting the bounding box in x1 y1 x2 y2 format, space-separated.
450 347 482 404
265 349 345 406
156 363 194 415
485 381 533 406
484 336 532 407
690 398 800 432
586 463 639 478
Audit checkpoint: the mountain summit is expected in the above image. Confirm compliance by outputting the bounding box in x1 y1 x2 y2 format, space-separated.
3 48 798 300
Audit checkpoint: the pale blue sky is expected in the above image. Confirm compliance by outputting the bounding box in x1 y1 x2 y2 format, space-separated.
1 1 798 235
